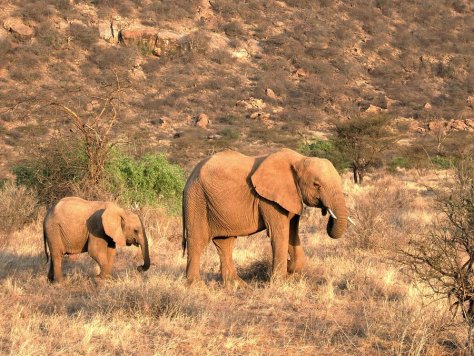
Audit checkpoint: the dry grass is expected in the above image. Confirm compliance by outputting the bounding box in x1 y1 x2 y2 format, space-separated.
0 182 38 239
0 172 469 354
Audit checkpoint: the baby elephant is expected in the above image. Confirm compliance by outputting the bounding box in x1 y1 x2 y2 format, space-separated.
43 197 150 282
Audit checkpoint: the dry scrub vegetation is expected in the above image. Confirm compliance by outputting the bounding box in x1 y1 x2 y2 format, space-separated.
0 171 470 355
1 0 473 354
1 0 473 172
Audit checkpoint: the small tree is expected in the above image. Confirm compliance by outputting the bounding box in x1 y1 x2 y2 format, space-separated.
333 114 395 184
14 76 127 204
50 76 125 185
427 119 450 155
401 157 474 353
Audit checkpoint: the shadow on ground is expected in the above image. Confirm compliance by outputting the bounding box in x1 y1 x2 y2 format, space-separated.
238 260 271 285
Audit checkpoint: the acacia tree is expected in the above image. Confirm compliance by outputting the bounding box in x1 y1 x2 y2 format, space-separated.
50 75 126 185
401 157 474 353
334 114 395 184
14 75 128 203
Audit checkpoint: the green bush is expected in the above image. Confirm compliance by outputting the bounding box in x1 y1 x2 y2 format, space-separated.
107 152 185 213
219 128 240 141
13 138 89 204
388 156 411 172
431 155 452 169
299 138 349 172
13 138 185 212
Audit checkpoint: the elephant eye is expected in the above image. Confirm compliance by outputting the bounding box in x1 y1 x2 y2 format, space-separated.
134 228 139 234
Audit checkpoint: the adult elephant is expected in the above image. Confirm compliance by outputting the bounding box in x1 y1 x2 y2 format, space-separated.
43 197 150 282
182 148 351 286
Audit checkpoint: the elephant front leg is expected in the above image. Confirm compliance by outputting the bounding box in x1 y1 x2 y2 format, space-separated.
288 215 305 274
270 224 290 280
88 237 114 279
213 237 247 288
102 247 116 277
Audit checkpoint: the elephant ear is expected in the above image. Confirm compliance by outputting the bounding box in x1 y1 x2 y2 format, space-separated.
251 149 303 215
102 204 126 247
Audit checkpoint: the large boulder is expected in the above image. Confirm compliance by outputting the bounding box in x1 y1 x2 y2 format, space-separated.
3 17 34 37
153 30 183 57
98 21 115 42
194 113 210 129
428 120 448 132
120 27 159 48
465 119 474 130
118 26 184 57
0 27 8 41
449 119 468 131
265 88 277 100
236 97 266 110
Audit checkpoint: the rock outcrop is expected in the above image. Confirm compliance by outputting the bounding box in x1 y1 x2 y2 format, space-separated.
3 18 34 37
194 113 210 129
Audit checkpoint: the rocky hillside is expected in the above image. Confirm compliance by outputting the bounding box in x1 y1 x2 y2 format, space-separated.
1 0 473 176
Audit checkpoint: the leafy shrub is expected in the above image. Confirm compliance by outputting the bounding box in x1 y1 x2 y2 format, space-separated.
69 23 99 48
37 24 65 50
221 21 245 37
0 182 38 236
210 49 233 65
89 46 137 70
431 155 452 169
13 1 55 22
107 152 185 213
299 138 349 172
144 0 201 21
13 137 90 204
219 128 240 141
388 156 411 172
8 50 42 83
13 137 185 213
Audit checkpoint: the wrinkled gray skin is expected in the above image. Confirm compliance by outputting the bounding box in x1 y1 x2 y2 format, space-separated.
182 148 348 287
43 197 150 282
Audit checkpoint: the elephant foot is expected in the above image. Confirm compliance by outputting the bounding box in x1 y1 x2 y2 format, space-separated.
94 273 112 284
186 280 206 288
47 277 62 284
186 276 205 288
287 263 304 275
93 275 111 287
223 277 248 290
270 271 288 284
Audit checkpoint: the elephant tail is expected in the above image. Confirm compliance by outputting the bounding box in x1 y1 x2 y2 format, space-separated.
43 229 50 264
182 203 187 258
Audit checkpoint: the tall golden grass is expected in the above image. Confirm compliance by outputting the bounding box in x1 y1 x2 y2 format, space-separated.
0 171 467 354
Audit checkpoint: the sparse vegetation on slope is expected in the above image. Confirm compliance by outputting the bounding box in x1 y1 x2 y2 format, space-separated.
1 0 473 173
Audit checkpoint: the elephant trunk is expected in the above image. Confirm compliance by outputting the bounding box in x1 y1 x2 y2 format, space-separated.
138 221 150 272
323 191 348 240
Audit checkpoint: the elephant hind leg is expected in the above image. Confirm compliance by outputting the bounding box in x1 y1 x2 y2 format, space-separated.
186 236 207 285
213 237 246 288
48 254 63 283
48 260 54 282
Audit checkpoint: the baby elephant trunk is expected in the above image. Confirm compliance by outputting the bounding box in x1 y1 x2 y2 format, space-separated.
138 222 150 272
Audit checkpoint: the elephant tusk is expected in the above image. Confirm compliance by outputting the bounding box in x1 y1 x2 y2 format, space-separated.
328 208 337 219
347 217 356 226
